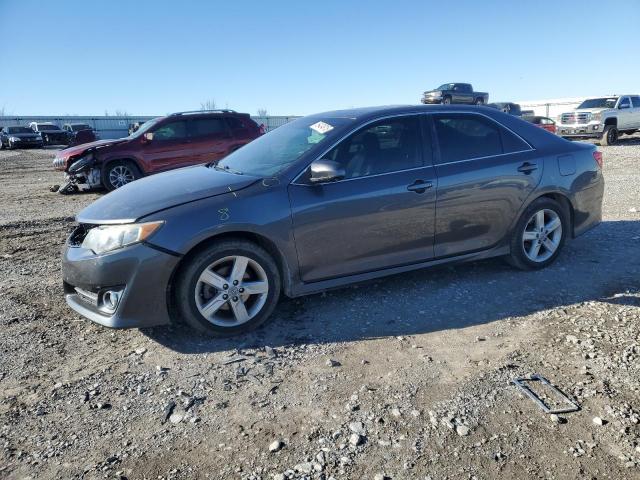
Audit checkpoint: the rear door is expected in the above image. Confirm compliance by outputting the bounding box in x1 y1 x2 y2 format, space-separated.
289 115 437 282
453 84 472 103
430 112 541 257
141 119 190 172
629 96 640 128
188 116 232 165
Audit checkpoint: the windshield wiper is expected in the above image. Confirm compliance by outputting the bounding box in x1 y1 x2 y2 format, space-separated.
212 164 243 175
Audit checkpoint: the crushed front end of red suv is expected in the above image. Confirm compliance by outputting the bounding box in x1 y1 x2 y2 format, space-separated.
53 110 262 193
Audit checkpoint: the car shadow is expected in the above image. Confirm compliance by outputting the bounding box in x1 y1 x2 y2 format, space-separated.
142 220 640 353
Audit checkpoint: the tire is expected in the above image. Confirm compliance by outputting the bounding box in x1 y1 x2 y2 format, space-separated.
173 240 281 336
442 96 452 105
507 197 568 270
474 98 484 106
600 125 618 146
101 160 141 191
0 140 4 150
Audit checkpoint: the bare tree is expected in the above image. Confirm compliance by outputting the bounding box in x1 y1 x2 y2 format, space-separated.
104 110 110 116
257 108 268 117
200 99 217 111
0 105 6 117
114 110 130 117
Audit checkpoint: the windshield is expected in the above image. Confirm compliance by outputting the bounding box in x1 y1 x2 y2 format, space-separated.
577 97 618 109
127 118 161 138
40 124 61 130
437 83 454 90
216 116 356 177
71 124 91 131
7 126 32 134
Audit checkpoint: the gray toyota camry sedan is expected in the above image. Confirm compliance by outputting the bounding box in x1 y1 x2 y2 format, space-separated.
62 105 604 336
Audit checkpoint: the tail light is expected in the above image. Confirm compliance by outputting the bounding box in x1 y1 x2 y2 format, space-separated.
593 150 603 169
258 124 266 135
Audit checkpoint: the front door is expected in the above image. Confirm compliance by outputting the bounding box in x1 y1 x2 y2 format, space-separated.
288 115 437 283
430 113 542 257
141 119 191 172
617 96 632 129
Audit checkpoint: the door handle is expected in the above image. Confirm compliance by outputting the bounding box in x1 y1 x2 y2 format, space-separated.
407 180 433 193
517 162 538 174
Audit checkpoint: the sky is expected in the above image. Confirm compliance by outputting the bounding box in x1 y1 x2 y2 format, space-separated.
0 0 638 116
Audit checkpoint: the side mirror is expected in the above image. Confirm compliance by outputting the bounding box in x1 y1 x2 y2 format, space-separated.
142 132 154 142
309 159 345 184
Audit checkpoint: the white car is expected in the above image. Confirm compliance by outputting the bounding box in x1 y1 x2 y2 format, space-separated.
556 95 640 146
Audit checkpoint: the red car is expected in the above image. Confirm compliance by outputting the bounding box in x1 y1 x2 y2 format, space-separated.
527 116 557 134
53 110 262 191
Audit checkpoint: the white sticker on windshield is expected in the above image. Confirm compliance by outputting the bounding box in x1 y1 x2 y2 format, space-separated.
309 121 334 135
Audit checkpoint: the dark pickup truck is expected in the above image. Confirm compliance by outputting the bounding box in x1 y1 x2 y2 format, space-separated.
421 83 489 106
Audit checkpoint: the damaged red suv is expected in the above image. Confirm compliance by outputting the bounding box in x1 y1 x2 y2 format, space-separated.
53 110 262 192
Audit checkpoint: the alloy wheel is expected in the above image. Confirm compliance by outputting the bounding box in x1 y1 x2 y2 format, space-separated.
522 209 562 263
194 255 269 327
607 128 618 145
108 165 135 188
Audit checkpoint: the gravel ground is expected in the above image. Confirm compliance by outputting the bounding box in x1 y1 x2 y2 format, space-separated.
0 137 639 480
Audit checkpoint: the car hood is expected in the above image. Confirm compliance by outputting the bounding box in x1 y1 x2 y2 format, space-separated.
423 89 442 95
7 133 40 139
57 138 128 158
76 165 261 224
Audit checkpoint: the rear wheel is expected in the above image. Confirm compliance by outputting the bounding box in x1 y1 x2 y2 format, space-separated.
600 125 618 146
507 198 568 270
102 160 141 190
173 240 281 336
474 98 484 106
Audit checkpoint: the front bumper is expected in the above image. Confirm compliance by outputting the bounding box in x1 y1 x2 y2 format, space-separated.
557 124 603 138
62 241 181 328
421 96 443 104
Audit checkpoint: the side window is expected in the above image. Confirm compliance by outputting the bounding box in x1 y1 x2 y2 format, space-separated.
434 114 502 163
323 116 423 179
191 118 226 137
226 117 246 130
152 120 188 140
501 126 531 153
631 96 640 108
619 97 631 108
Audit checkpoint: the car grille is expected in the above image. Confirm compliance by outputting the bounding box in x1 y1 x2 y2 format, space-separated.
68 224 97 246
561 112 590 124
53 157 65 169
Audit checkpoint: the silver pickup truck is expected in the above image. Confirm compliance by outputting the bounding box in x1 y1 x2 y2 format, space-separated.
556 95 640 146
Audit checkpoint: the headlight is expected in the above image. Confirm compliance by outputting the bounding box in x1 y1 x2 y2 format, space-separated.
68 153 94 173
9 136 20 141
81 221 164 254
591 112 602 122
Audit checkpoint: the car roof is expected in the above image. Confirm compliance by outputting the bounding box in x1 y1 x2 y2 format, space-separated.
307 104 509 120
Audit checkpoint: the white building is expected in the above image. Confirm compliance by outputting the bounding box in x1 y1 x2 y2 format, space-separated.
516 97 588 120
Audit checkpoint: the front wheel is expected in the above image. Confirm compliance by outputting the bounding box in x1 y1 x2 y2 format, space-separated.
173 240 281 336
102 160 141 190
507 198 568 270
442 96 452 105
600 125 618 146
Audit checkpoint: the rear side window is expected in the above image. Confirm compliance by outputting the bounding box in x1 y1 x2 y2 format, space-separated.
191 118 226 136
630 96 640 108
226 117 246 130
433 114 530 163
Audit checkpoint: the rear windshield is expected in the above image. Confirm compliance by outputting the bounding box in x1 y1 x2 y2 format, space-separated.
216 116 356 177
39 124 61 130
6 127 32 134
577 98 618 109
